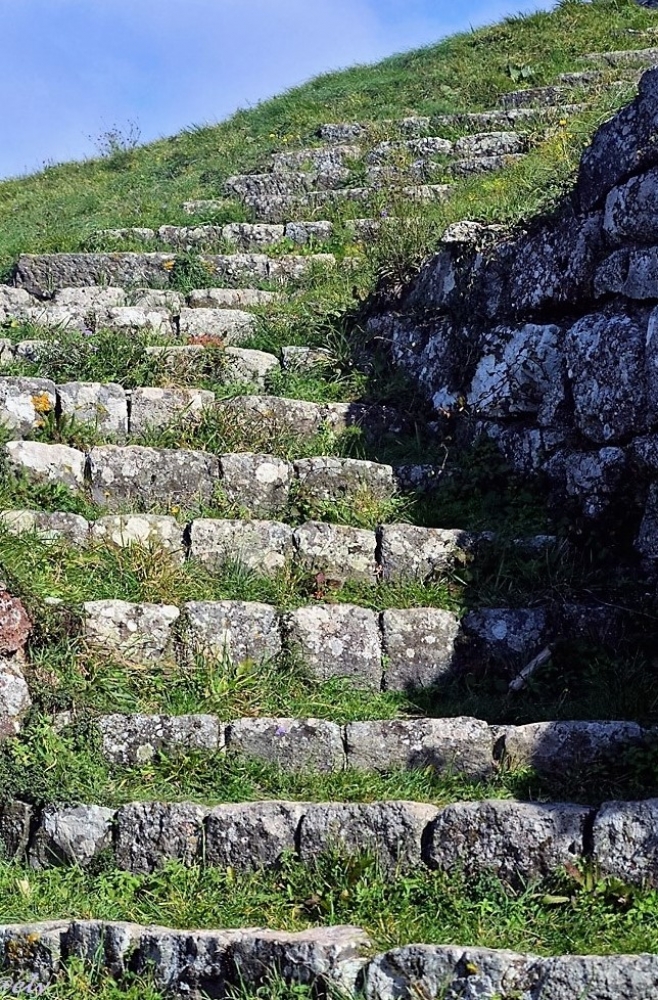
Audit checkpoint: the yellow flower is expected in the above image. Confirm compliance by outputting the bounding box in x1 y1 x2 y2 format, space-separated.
162 260 175 271
170 504 180 515
31 393 52 413
559 119 567 126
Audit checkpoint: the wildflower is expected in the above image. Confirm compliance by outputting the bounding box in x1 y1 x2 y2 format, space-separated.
162 260 175 271
559 119 567 126
31 393 52 413
170 504 181 515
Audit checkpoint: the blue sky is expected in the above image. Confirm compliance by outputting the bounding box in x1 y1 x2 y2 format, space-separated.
0 0 555 180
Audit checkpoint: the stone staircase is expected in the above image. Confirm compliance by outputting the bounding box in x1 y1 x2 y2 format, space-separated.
0 41 657 1000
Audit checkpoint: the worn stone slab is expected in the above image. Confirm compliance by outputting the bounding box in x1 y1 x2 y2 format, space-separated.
595 246 658 299
381 608 461 691
0 377 56 436
222 347 280 387
426 799 589 885
189 519 294 576
89 445 220 508
205 801 304 870
115 802 208 873
219 452 292 517
217 395 326 440
129 386 214 435
129 288 185 311
227 717 345 772
299 802 438 871
345 717 494 777
593 798 658 886
0 509 90 546
183 600 282 665
5 441 86 490
222 222 285 249
378 524 472 581
0 655 31 739
156 224 225 249
604 166 658 245
285 603 382 689
281 346 333 371
293 457 395 502
91 514 185 563
202 253 335 285
0 286 35 316
14 253 177 295
98 713 222 764
462 607 550 665
366 137 453 165
187 288 278 308
22 305 88 332
58 381 128 437
284 221 334 244
178 307 256 344
97 306 173 336
29 805 115 869
273 146 360 171
293 521 377 584
83 599 180 664
503 720 645 777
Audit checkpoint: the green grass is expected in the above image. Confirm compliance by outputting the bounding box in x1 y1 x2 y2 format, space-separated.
0 853 657 962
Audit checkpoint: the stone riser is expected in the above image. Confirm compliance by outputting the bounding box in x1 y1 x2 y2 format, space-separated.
3 793 657 887
13 252 336 297
3 919 656 1000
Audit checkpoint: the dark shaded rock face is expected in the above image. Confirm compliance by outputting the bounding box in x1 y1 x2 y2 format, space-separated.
370 68 658 568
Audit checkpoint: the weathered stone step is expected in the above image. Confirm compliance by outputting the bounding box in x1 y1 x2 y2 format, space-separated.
0 919 369 996
432 104 586 128
0 384 404 449
235 184 453 224
99 220 349 251
225 168 351 199
13 252 336 296
4 789 657 888
365 131 528 165
584 46 658 67
0 283 279 316
0 920 651 1000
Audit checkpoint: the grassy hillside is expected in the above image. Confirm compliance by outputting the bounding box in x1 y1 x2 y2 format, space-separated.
0 0 655 278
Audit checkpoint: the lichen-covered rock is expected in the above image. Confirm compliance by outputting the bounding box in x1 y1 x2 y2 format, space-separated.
293 457 395 502
30 805 115 869
565 313 646 443
378 524 472 581
57 381 128 437
83 600 180 664
205 801 304 870
293 521 377 584
426 800 589 885
466 324 564 417
219 452 292 517
604 166 658 245
381 608 461 691
593 798 658 886
89 445 219 508
595 246 658 299
129 386 214 435
281 346 333 371
130 288 185 311
5 441 86 490
455 131 525 157
563 447 628 518
115 802 208 873
53 286 127 310
502 720 645 777
190 518 294 577
178 307 256 344
14 253 176 295
0 377 56 436
462 607 550 666
284 603 382 689
345 718 494 778
0 593 31 654
637 481 658 563
222 347 280 387
183 600 281 665
217 395 326 440
0 656 32 738
299 802 438 871
187 287 277 308
97 306 173 336
91 514 185 563
227 717 345 772
97 713 222 764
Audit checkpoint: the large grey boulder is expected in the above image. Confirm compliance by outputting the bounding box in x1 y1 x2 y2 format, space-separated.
299 801 438 871
426 800 590 885
189 518 294 576
227 717 345 772
205 801 304 870
89 445 219 508
115 802 208 873
183 600 282 665
83 600 180 665
284 603 382 689
345 717 494 778
381 607 461 691
30 805 115 869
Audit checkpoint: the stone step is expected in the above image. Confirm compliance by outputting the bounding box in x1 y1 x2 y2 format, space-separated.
365 131 528 165
433 104 587 128
225 168 351 200
0 385 404 447
583 46 658 66
3 789 656 888
0 919 651 999
13 253 336 297
0 283 279 314
501 85 573 109
271 144 362 172
0 919 369 995
237 184 453 224
99 220 340 251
